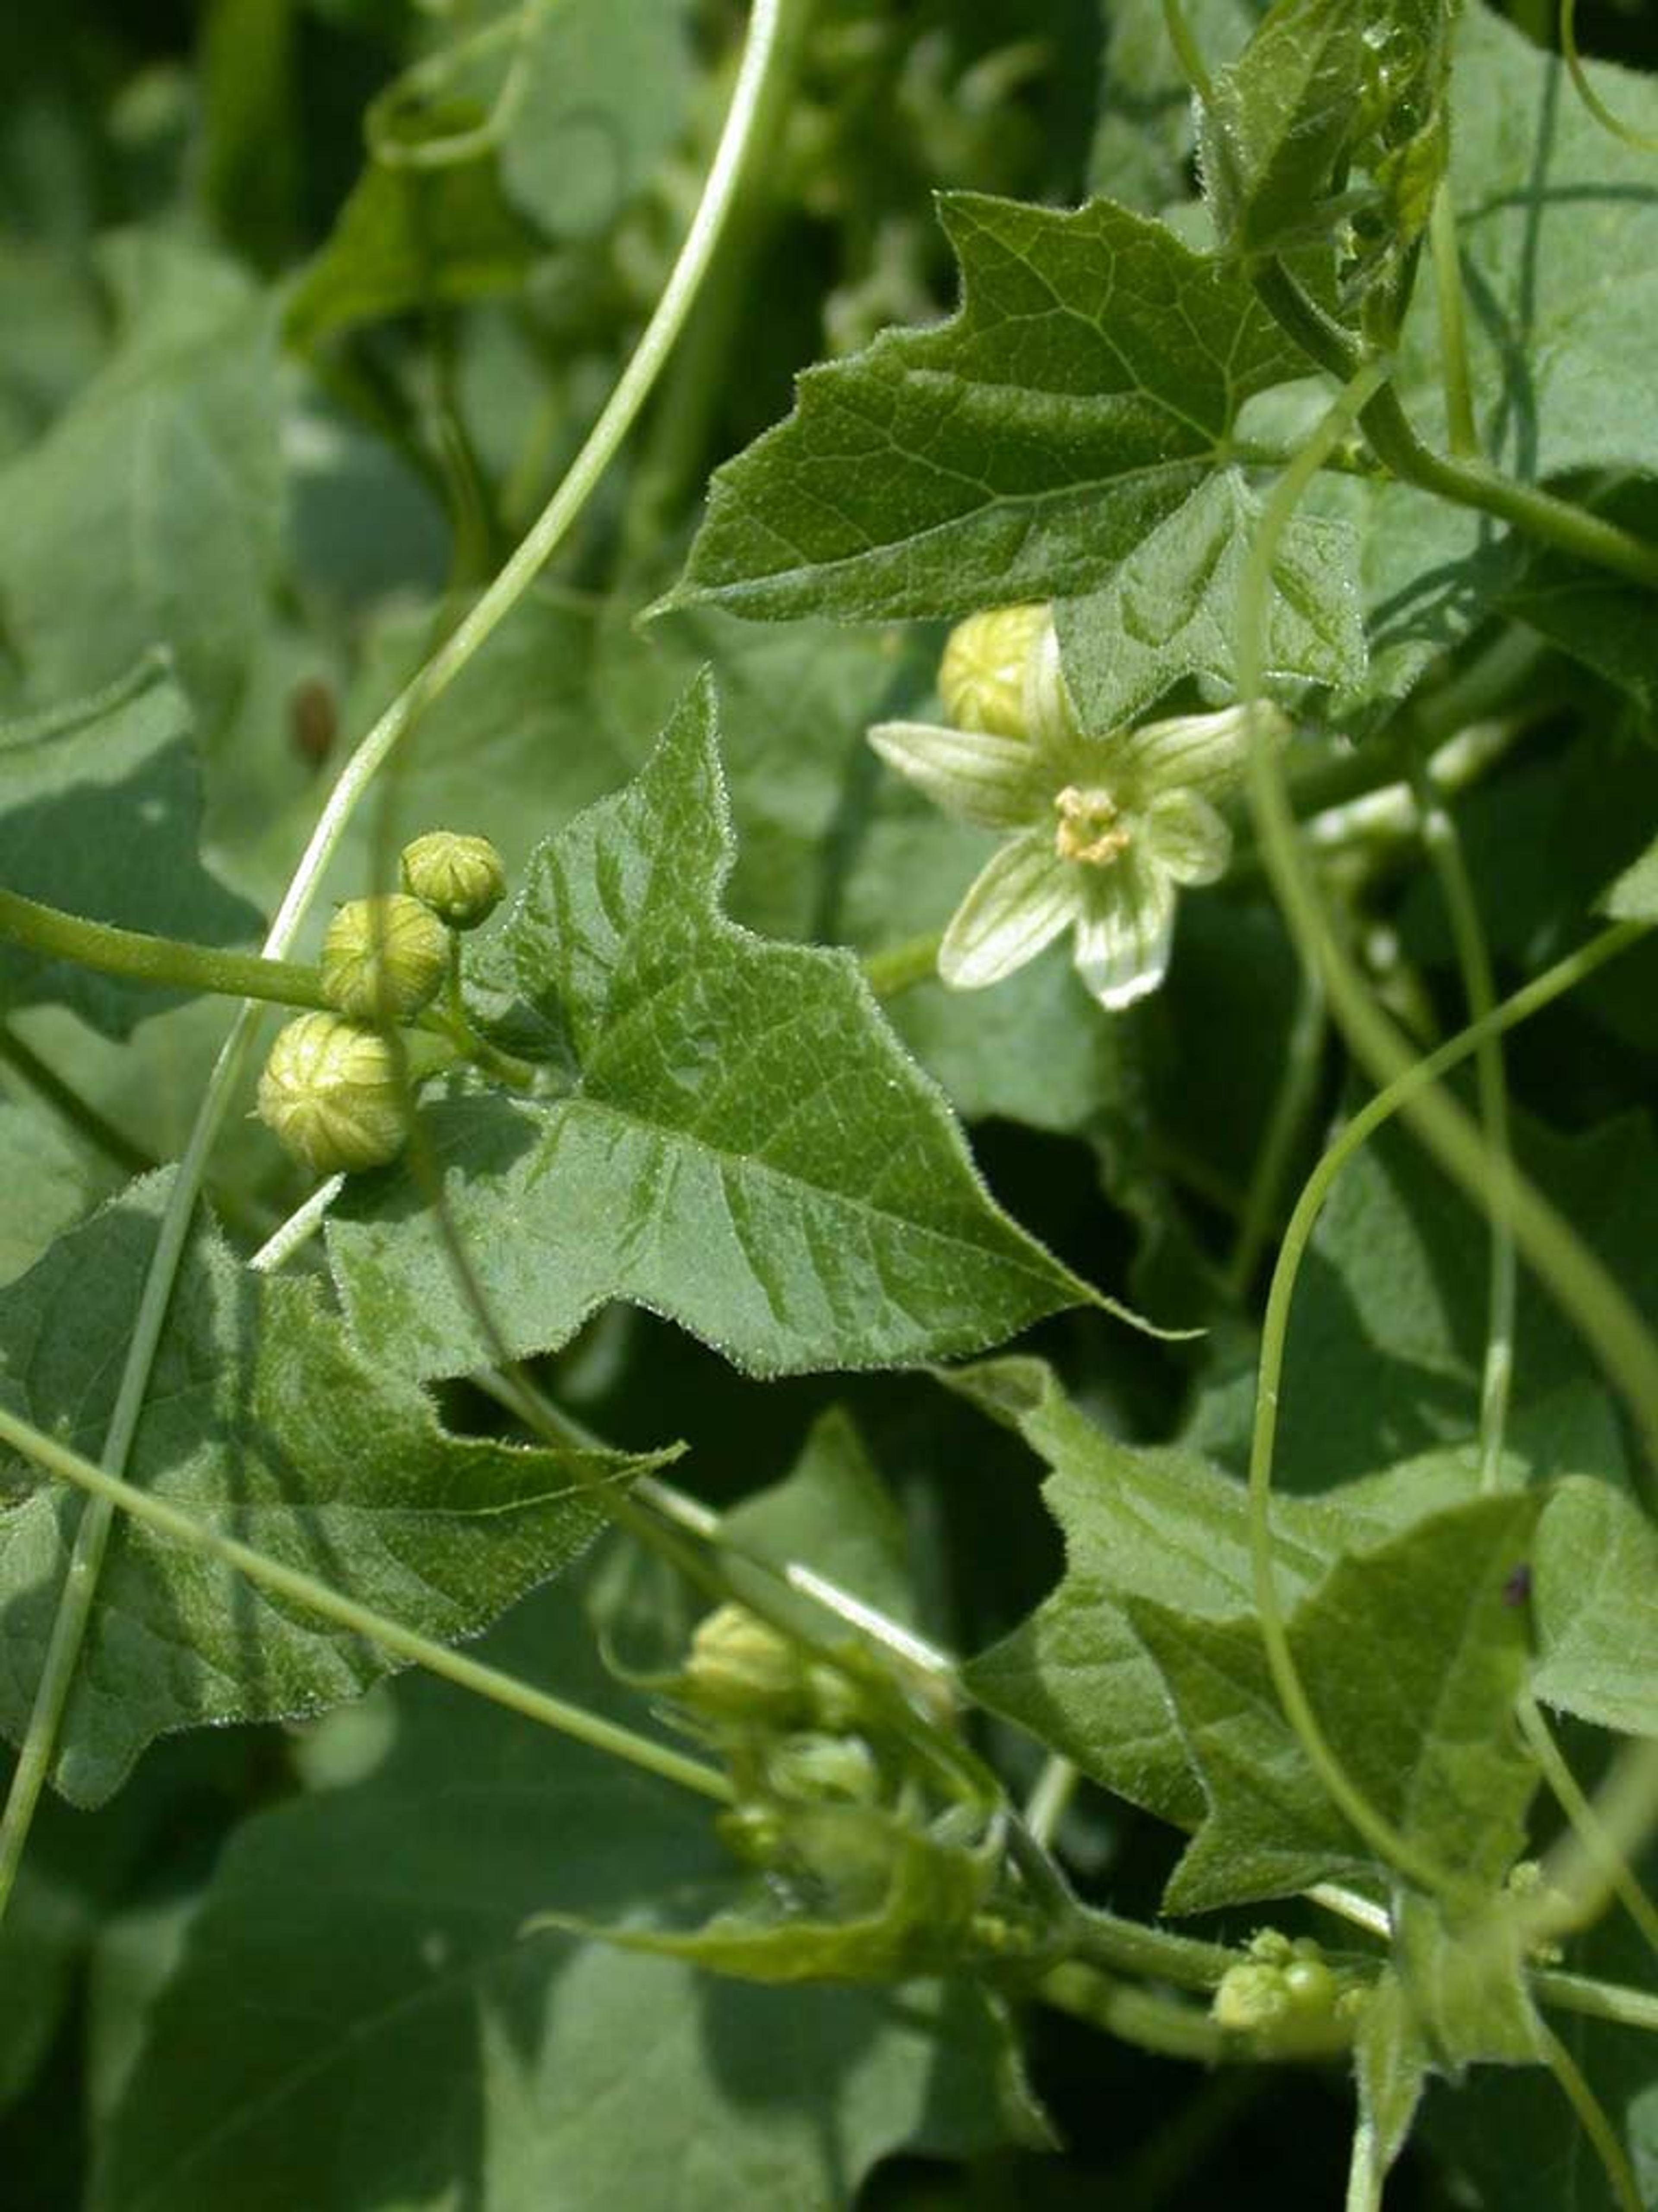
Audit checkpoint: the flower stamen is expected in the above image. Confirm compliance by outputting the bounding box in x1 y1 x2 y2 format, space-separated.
1053 785 1131 867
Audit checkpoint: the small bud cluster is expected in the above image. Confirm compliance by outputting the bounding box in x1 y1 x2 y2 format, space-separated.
1211 1931 1356 2043
257 830 508 1177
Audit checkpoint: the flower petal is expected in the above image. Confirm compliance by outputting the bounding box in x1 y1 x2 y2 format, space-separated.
939 831 1079 990
1110 700 1288 801
1141 789 1232 885
1072 853 1177 1010
867 719 1042 829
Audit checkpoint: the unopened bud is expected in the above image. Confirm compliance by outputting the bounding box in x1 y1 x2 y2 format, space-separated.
400 831 507 930
937 604 1054 740
321 895 450 1020
257 1013 408 1174
682 1605 810 1725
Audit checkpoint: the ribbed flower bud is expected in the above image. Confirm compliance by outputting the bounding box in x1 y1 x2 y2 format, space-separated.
320 894 449 1019
256 1012 408 1174
937 604 1054 739
400 831 507 930
681 1604 810 1726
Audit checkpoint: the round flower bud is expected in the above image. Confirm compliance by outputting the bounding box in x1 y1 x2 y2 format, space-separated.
400 831 507 930
256 1012 409 1174
321 895 450 1020
937 604 1053 739
1212 1961 1290 2034
682 1604 810 1726
764 1731 880 1807
1282 1957 1339 2017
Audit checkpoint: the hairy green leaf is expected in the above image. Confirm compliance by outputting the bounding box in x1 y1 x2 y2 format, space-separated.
0 1178 641 1804
1135 1489 1543 1912
670 192 1304 620
327 677 1097 1381
1530 1476 1658 1739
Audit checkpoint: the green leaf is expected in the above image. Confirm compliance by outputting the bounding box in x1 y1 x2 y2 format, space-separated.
1187 1110 1658 1492
0 660 263 1038
498 0 693 241
669 192 1304 621
0 1096 120 1287
0 1177 642 1804
1054 469 1365 732
0 232 283 743
284 100 541 351
1356 1971 1432 2191
958 1357 1361 1826
1599 832 1658 924
1089 0 1256 213
326 676 1098 1381
1133 1489 1543 1912
1199 0 1455 288
90 1592 1034 2211
1530 1476 1658 1739
1392 1888 1543 2071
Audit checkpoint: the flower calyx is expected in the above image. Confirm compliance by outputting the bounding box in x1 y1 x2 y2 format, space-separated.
256 1011 410 1175
401 830 508 930
321 894 449 1021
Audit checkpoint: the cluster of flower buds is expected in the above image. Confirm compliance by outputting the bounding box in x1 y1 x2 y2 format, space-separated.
1211 1930 1356 2043
257 830 507 1178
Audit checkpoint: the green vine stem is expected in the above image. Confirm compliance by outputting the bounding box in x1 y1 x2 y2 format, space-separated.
1562 0 1658 154
1427 180 1479 459
0 0 804 1935
1537 2023 1643 2212
0 886 332 1013
1039 1961 1351 2066
1517 1696 1658 1960
1223 960 1326 1300
0 1399 733 1807
1251 258 1658 594
1406 748 1515 1490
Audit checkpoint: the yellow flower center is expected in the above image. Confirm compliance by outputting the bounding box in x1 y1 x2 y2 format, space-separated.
1053 785 1130 866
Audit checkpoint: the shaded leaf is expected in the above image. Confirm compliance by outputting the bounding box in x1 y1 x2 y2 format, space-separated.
327 676 1098 1382
0 660 262 1038
1135 1489 1543 1912
0 232 283 743
1054 469 1365 732
0 1177 643 1804
89 1591 1034 2211
1530 1475 1658 1739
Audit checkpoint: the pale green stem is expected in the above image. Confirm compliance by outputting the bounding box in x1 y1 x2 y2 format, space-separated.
1562 0 1658 154
1531 1739 1658 1947
1428 181 1479 459
861 931 944 1000
1344 2117 1384 2212
1538 2024 1643 2212
1223 961 1327 1300
1039 1960 1350 2065
1024 1754 1080 1850
1161 0 1215 102
0 1401 731 1807
0 0 798 1933
1535 1967 1658 2037
0 886 331 1012
1406 753 1514 1490
249 1175 344 1272
1517 1696 1658 1961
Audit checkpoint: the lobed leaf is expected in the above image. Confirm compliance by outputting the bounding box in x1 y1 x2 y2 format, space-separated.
326 676 1101 1381
0 1178 645 1804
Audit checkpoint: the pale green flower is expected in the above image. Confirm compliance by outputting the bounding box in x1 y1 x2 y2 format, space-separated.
870 611 1287 1012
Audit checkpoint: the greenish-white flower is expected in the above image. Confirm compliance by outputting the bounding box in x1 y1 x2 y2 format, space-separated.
870 609 1287 1011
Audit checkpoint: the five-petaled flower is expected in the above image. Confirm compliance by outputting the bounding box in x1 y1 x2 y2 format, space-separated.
868 605 1288 1011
